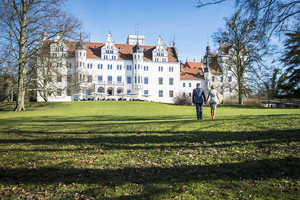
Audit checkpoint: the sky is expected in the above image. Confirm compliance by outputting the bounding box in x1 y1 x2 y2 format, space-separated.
64 0 236 63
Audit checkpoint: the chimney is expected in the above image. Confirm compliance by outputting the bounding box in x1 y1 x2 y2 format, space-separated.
194 59 196 63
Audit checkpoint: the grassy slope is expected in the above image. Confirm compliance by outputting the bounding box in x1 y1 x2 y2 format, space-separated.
0 101 299 199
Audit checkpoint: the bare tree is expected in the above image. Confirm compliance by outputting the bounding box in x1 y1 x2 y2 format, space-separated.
0 0 81 111
213 13 265 104
0 48 17 102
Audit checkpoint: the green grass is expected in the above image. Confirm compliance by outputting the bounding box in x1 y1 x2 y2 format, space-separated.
0 101 299 199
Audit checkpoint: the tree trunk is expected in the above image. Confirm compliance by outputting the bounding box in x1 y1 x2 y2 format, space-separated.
239 94 243 105
14 0 27 112
10 86 14 102
14 65 26 111
39 90 49 102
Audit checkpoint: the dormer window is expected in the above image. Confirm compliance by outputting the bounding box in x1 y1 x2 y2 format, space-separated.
119 46 123 50
183 72 186 76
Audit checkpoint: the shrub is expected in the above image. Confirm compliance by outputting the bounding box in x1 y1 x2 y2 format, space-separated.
173 93 192 106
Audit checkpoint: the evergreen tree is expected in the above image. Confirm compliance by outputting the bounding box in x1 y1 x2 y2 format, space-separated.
280 29 300 98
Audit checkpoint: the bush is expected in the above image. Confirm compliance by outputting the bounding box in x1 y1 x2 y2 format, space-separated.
223 97 263 107
173 93 192 106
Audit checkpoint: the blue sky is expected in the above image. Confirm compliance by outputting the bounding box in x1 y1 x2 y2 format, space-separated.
64 0 235 62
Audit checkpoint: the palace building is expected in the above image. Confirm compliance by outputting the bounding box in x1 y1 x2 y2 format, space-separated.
37 33 240 103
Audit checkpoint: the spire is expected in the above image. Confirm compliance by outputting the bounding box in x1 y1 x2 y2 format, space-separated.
42 30 47 41
75 31 86 50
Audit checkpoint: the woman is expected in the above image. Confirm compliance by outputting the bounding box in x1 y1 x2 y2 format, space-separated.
207 85 221 119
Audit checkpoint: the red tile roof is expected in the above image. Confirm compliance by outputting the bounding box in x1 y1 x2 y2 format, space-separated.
180 61 223 80
181 62 205 80
220 45 231 55
45 40 179 62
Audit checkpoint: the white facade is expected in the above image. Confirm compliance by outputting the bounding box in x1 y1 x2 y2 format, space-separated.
37 33 180 103
37 34 246 103
127 35 145 46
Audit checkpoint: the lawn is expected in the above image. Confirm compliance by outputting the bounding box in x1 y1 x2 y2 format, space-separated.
0 101 299 199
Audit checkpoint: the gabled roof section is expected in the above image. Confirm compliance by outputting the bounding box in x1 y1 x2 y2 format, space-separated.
181 62 205 80
44 40 179 62
220 45 231 55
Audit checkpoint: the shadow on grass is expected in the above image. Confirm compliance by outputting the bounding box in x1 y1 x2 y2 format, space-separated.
0 157 299 199
1 114 300 152
1 112 300 198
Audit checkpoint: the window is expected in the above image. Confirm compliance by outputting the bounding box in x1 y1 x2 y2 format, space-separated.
67 88 71 96
88 75 92 83
98 75 103 82
127 65 132 70
107 64 112 70
127 90 131 94
159 77 163 85
189 93 192 97
228 66 232 71
127 76 132 84
87 63 89 69
144 90 149 95
183 83 185 87
212 76 215 82
57 75 62 82
144 77 148 84
138 76 141 83
159 90 163 97
117 65 122 70
67 75 72 83
189 83 191 87
228 76 232 82
117 76 122 83
138 64 140 69
169 67 173 72
108 76 112 82
169 78 173 85
169 90 174 97
221 77 223 83
98 64 103 69
90 63 93 69
57 89 62 96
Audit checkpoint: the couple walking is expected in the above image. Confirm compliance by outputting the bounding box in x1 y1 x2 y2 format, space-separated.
192 83 220 120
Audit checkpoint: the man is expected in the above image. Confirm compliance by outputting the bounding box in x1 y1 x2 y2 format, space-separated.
192 83 206 120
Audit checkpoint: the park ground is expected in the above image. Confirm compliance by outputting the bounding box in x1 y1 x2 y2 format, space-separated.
0 101 299 199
